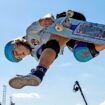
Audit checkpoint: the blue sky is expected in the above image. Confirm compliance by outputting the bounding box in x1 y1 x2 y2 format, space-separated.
0 0 105 105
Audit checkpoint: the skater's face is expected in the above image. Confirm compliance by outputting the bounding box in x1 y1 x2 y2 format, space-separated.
13 44 31 60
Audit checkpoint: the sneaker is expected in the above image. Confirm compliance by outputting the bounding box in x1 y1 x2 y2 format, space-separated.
9 74 41 89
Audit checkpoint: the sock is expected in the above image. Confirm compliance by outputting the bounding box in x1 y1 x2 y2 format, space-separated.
31 65 47 81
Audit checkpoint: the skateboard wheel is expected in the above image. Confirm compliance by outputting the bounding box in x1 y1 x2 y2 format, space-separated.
66 10 74 17
55 24 63 31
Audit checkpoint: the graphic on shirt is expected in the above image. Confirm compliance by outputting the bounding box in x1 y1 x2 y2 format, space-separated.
31 39 40 46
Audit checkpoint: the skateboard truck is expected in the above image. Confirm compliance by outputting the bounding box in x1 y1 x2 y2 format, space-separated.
55 17 71 31
55 10 74 31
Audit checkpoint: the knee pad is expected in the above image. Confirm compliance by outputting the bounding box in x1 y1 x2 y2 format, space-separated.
73 42 99 62
42 40 60 58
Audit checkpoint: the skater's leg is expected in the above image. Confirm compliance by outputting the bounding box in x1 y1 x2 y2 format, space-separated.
9 34 69 89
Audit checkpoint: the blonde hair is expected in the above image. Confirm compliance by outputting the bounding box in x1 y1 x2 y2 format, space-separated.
13 37 32 52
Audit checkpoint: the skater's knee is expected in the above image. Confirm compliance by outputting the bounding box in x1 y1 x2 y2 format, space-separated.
42 40 60 58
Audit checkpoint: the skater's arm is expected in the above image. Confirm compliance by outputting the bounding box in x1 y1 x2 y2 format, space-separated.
26 17 54 36
26 20 44 36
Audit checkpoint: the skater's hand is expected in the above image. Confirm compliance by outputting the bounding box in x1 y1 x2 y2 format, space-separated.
39 17 54 27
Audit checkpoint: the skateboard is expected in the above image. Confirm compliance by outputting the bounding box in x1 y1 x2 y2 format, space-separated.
45 16 105 44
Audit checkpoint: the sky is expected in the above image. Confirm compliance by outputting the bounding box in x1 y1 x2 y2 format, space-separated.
0 0 105 105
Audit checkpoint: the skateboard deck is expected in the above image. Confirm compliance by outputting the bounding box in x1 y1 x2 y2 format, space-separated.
45 17 105 44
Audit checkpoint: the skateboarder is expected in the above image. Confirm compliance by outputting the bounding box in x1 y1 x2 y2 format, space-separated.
4 10 105 89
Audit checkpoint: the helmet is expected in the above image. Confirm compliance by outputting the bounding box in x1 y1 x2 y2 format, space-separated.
4 41 21 62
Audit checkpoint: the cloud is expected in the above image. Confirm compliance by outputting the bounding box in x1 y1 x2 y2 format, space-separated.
12 92 40 99
81 73 93 78
76 103 83 105
100 101 105 105
54 62 73 68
